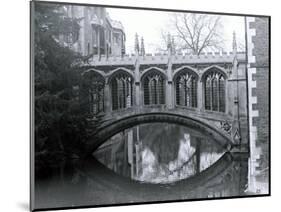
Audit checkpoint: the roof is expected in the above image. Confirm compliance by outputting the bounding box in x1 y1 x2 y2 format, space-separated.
106 12 125 32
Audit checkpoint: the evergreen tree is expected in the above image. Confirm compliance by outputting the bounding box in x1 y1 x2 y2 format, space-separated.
33 2 91 172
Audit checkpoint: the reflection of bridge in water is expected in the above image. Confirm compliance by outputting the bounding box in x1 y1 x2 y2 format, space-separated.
34 152 249 209
93 122 229 184
79 41 249 154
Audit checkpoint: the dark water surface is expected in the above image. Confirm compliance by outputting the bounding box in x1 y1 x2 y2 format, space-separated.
94 123 226 184
35 122 250 210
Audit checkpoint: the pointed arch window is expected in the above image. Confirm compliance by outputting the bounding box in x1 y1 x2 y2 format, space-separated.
204 70 226 112
86 72 105 115
111 72 133 110
143 70 165 105
175 70 198 108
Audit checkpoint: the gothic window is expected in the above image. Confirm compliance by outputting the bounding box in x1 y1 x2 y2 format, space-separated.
218 75 226 112
143 70 165 105
87 72 105 115
204 70 226 112
175 70 198 108
87 43 90 55
100 29 105 54
92 28 97 47
111 72 133 110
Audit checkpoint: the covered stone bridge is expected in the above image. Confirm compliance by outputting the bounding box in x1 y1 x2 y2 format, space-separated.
79 49 249 154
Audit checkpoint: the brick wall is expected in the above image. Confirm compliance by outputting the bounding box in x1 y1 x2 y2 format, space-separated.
246 15 270 196
250 17 270 171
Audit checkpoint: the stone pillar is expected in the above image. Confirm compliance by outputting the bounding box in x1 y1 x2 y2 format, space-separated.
230 35 243 146
134 35 141 108
134 56 140 107
103 29 107 56
105 30 108 58
166 36 174 109
195 138 202 174
231 31 239 118
166 81 173 109
135 82 140 107
104 80 111 113
198 80 203 111
97 27 101 59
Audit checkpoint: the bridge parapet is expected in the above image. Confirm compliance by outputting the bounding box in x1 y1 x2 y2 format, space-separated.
85 106 237 153
104 106 233 125
84 52 246 67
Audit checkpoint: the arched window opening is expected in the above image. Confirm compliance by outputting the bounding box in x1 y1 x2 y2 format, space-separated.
175 71 198 108
111 72 133 110
204 70 226 112
219 75 226 112
87 72 105 115
143 71 165 105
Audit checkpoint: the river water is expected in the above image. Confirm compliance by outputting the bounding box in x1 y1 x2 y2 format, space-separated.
34 122 264 210
94 123 226 184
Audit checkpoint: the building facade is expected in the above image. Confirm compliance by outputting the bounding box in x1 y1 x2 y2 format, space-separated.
246 16 269 194
60 5 126 57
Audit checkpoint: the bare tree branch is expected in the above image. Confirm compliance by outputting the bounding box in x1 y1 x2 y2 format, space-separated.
161 13 224 55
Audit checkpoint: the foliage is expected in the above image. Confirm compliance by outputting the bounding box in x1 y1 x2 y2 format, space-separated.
33 2 91 169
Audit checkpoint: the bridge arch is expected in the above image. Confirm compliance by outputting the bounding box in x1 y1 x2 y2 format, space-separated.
201 66 227 113
173 66 199 108
141 67 167 105
140 66 167 81
85 112 233 154
172 66 199 81
108 67 134 111
107 67 135 83
200 65 228 82
82 68 106 78
80 69 106 115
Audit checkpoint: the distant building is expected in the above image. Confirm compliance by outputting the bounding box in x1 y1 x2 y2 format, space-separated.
60 5 126 57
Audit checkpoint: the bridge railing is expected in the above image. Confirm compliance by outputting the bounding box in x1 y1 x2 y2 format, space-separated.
103 106 233 123
84 52 246 66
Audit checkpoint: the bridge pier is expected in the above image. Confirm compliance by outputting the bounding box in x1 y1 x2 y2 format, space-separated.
166 50 174 109
135 82 141 106
166 81 174 109
197 80 203 111
104 82 111 114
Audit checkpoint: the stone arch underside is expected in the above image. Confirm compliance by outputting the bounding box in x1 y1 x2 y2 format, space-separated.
84 112 234 155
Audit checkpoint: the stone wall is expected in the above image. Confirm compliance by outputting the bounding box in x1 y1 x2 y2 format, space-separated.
251 17 269 171
246 16 270 194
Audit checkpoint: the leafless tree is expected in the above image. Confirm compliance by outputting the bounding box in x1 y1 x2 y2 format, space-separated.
163 13 224 55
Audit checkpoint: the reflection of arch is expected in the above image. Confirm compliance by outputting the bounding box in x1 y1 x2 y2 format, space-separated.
173 67 198 108
109 69 134 110
202 67 226 112
86 113 234 153
83 152 243 198
141 68 166 105
82 70 105 115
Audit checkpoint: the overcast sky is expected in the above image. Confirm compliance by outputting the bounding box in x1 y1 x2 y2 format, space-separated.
107 7 245 54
